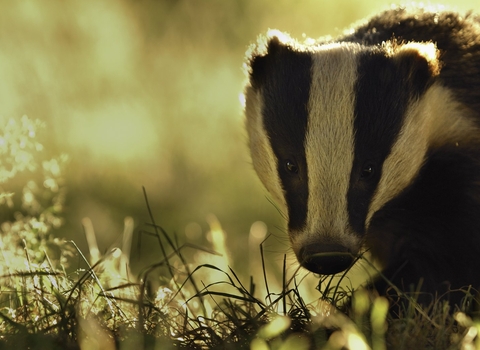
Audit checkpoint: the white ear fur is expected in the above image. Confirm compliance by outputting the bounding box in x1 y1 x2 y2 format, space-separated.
385 41 441 76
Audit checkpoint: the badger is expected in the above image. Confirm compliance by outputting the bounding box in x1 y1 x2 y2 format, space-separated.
244 6 480 308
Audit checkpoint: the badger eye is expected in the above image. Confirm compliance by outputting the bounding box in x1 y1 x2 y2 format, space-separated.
360 163 375 179
285 160 299 174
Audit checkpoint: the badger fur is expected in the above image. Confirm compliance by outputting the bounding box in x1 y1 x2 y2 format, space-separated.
245 6 480 308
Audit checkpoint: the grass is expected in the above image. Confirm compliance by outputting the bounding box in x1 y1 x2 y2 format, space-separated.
1 116 480 349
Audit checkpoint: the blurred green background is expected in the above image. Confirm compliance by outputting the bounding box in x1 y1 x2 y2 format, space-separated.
2 0 479 275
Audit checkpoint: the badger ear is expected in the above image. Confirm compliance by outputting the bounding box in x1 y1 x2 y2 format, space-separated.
389 41 441 96
246 31 294 89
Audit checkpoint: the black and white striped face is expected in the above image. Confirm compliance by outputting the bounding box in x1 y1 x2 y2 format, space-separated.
245 33 472 275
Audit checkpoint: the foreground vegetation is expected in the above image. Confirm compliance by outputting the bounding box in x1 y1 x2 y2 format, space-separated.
1 116 480 350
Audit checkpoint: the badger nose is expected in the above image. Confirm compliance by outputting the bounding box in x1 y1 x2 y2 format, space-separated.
299 244 354 275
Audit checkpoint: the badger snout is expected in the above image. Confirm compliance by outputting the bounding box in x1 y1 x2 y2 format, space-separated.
299 243 354 275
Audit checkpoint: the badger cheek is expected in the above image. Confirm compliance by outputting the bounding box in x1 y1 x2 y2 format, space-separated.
366 213 408 270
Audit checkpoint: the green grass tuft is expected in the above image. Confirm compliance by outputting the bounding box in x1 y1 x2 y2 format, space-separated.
1 116 479 349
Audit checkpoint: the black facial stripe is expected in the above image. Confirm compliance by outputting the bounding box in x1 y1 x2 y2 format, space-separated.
255 40 311 231
347 49 434 234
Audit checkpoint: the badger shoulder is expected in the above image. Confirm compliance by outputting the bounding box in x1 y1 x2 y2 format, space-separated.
343 5 480 45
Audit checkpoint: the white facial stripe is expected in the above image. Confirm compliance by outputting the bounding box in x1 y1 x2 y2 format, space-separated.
426 85 476 148
300 43 361 251
367 83 476 225
245 86 288 212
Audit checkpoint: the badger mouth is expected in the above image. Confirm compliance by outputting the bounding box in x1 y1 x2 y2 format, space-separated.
299 244 355 275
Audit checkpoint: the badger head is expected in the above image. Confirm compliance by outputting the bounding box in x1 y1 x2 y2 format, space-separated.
245 32 470 275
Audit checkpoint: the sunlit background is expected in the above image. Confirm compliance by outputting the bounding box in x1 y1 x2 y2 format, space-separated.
2 0 479 279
